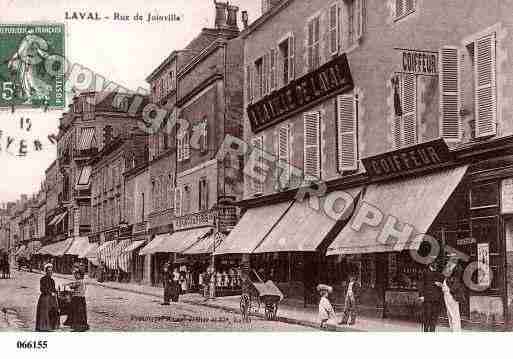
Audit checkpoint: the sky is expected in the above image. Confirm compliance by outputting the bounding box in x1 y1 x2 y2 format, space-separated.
0 0 261 203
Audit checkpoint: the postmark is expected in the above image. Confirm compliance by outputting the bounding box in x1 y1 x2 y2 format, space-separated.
0 23 65 110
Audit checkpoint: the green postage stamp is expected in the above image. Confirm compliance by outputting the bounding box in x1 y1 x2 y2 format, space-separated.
0 23 65 109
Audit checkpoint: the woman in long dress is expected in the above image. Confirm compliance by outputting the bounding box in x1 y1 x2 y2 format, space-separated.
35 263 59 331
442 261 465 332
66 269 89 332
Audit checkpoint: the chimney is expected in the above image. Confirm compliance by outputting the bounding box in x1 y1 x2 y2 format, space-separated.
241 11 249 29
226 4 239 30
214 1 228 29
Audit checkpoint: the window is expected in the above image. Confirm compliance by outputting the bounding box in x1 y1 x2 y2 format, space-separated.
82 95 94 113
395 0 415 20
277 125 291 188
269 49 277 92
183 185 191 214
467 33 497 138
255 57 264 99
392 73 417 148
470 182 499 209
177 128 190 161
303 112 321 179
307 16 321 71
199 178 209 211
278 36 295 86
345 0 365 48
174 187 182 216
337 94 359 172
199 120 208 153
329 3 340 55
251 136 264 194
169 70 175 90
246 65 253 103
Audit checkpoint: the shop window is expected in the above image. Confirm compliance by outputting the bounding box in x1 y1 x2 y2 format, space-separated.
388 251 424 290
471 216 501 292
470 182 499 209
306 15 321 71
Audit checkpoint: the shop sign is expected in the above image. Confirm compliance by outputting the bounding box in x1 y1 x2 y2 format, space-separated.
247 53 353 133
362 138 452 177
477 243 491 287
173 211 216 231
501 178 513 214
217 204 238 232
456 237 476 246
398 48 438 75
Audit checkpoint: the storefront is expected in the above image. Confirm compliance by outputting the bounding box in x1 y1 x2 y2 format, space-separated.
327 138 513 328
38 238 75 274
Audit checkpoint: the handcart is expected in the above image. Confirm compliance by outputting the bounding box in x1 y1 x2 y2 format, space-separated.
240 270 284 321
56 286 73 317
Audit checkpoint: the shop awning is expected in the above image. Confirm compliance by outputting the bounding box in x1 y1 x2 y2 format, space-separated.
141 228 212 255
65 237 91 257
182 232 224 255
78 127 95 150
215 201 293 255
123 240 146 253
38 238 74 257
97 241 117 265
106 239 131 271
26 241 42 258
327 165 469 256
48 212 67 226
139 235 168 256
81 243 99 259
254 187 362 253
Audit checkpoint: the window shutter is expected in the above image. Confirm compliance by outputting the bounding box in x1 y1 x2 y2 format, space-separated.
355 0 365 40
263 53 269 95
475 33 497 138
177 134 183 161
329 4 339 55
395 0 404 18
251 136 264 193
270 48 276 91
288 35 295 80
174 187 182 216
394 115 402 149
337 94 358 171
246 65 252 103
278 125 291 186
401 74 417 146
303 112 321 179
183 131 190 159
439 46 461 141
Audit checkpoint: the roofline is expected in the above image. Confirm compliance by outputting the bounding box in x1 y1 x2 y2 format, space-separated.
146 50 180 83
240 0 294 39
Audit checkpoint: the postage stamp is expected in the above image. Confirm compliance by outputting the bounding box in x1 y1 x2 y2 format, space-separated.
0 23 65 109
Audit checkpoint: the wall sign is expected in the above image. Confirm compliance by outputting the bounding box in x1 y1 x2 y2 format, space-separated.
247 53 353 133
173 211 216 231
501 178 513 214
398 49 438 75
362 138 452 177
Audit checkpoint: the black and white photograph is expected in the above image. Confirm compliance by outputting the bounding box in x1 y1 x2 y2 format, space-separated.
0 0 511 357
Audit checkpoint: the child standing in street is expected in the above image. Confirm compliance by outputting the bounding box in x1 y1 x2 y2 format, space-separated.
317 284 335 329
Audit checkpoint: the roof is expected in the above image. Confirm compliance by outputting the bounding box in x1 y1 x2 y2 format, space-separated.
240 0 293 39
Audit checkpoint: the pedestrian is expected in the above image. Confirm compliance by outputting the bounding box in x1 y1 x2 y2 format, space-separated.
171 267 180 302
340 274 361 325
35 263 60 331
161 262 171 305
419 261 444 332
442 258 465 332
317 284 335 329
66 268 89 332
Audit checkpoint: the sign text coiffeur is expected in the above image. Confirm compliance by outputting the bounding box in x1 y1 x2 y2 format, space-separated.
247 54 353 133
362 139 452 177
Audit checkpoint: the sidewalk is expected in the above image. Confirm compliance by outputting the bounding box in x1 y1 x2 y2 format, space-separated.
40 270 456 332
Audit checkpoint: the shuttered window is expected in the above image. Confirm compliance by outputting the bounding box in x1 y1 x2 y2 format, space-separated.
263 53 269 96
278 125 291 187
396 0 415 19
199 178 209 211
246 65 253 103
439 46 461 141
355 0 365 40
307 16 321 71
329 4 339 55
174 187 182 216
178 129 190 162
251 136 264 193
303 112 321 179
402 73 417 146
288 35 295 81
474 33 497 138
270 49 277 91
337 94 358 172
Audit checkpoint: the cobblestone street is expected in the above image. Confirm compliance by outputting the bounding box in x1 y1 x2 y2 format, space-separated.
0 271 312 331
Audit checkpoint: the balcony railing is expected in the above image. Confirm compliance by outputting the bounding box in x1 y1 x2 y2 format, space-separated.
74 188 91 198
74 148 98 159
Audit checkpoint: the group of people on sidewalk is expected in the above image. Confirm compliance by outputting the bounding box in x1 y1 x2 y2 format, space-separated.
35 262 90 332
161 261 183 304
318 258 465 332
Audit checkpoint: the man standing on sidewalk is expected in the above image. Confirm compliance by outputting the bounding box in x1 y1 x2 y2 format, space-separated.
340 274 361 325
419 262 444 332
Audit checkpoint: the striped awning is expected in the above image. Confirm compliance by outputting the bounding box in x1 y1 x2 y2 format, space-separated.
78 127 95 150
81 242 99 259
49 212 67 227
140 228 211 255
116 240 133 273
76 166 92 186
123 240 146 253
183 232 224 255
97 241 117 266
39 238 74 257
